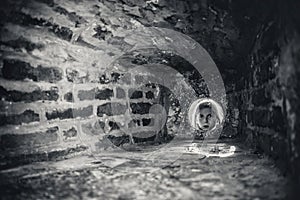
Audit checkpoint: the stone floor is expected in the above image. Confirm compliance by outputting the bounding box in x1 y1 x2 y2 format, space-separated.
0 139 289 200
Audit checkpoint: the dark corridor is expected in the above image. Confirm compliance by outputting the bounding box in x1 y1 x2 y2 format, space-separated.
0 0 300 199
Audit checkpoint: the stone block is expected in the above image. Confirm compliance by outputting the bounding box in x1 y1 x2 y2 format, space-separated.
130 102 152 114
2 59 62 83
46 106 93 120
97 103 127 117
64 92 74 102
129 89 143 99
0 86 59 102
0 126 59 149
116 87 126 99
63 127 78 140
0 110 39 126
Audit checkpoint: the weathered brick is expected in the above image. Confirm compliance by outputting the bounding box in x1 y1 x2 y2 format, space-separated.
111 72 121 83
46 106 93 120
97 103 127 117
135 75 145 85
0 86 59 102
53 6 87 26
99 74 111 84
64 92 74 102
3 12 73 41
130 103 152 114
66 68 79 82
116 87 126 99
109 72 131 85
129 89 143 99
108 121 121 131
49 144 88 158
50 25 73 41
271 106 287 133
66 68 88 83
78 88 113 101
246 106 287 135
95 89 114 100
81 120 105 135
119 73 131 84
0 126 58 149
247 109 270 127
271 137 288 163
97 121 106 130
77 89 94 100
252 87 273 106
0 36 44 52
46 108 71 120
256 58 277 85
0 145 88 170
257 132 272 155
93 25 112 40
72 106 94 119
2 59 62 83
5 11 45 27
0 110 39 126
107 36 134 51
145 91 155 99
63 127 77 140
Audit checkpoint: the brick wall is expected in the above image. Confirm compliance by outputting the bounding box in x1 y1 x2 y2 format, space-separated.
0 36 173 169
2 0 300 184
0 0 215 168
225 0 300 185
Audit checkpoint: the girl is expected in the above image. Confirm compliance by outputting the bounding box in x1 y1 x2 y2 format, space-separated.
188 98 224 138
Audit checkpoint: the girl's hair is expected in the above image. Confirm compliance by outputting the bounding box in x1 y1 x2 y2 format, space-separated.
188 98 225 130
198 102 211 111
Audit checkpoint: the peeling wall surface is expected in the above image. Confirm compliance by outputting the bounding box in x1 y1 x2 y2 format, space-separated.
0 0 300 190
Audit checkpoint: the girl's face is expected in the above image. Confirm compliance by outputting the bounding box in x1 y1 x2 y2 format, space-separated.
198 107 217 131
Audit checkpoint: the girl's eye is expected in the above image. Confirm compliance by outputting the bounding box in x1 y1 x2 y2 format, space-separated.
200 114 204 118
207 114 211 118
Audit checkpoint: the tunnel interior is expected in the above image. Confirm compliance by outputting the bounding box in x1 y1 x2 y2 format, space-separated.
1 0 300 199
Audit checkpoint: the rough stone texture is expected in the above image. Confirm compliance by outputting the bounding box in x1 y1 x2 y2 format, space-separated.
108 121 121 131
66 68 89 84
64 92 74 102
0 86 59 102
116 87 126 99
0 0 299 190
78 88 113 101
223 0 300 187
46 106 93 120
81 120 106 136
128 89 143 99
2 59 62 83
97 103 127 117
130 103 152 115
63 127 77 140
145 91 155 99
0 127 59 149
0 36 44 52
0 140 289 200
0 110 39 126
0 145 88 170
